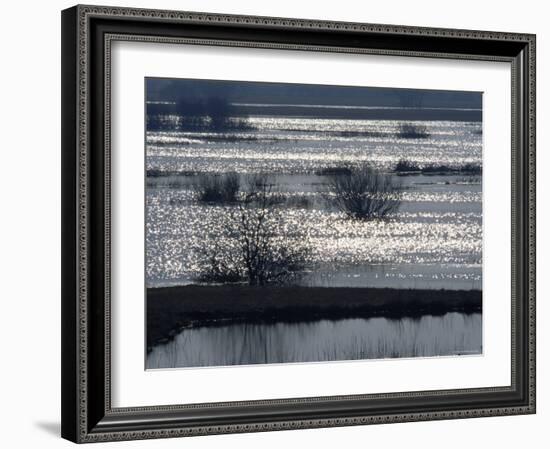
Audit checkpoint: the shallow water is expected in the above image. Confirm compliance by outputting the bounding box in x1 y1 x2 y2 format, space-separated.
146 118 481 174
147 312 482 369
145 117 482 289
146 174 481 289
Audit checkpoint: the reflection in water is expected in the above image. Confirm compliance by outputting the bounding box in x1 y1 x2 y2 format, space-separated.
147 312 482 369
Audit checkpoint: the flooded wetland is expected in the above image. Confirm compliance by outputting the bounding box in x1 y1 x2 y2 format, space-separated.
145 78 483 369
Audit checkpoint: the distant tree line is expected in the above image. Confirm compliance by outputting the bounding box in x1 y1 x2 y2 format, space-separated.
147 97 251 132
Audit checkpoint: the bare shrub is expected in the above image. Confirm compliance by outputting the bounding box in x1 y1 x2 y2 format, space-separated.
192 172 240 203
460 162 482 175
398 123 430 139
394 159 420 173
327 165 402 220
196 174 311 286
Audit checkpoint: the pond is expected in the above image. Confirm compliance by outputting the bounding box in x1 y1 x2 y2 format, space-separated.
147 312 482 369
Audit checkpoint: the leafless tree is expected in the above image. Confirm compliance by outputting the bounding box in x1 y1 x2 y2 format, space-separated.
197 174 310 286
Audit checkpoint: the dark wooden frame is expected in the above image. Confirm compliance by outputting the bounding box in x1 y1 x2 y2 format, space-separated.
61 4 536 443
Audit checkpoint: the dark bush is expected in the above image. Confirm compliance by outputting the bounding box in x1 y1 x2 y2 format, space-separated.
398 123 430 139
192 172 240 203
146 169 164 178
394 159 421 173
421 164 453 174
394 160 482 175
420 163 482 175
460 163 482 175
327 165 402 220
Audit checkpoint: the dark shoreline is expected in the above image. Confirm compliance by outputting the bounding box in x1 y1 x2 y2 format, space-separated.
147 285 482 350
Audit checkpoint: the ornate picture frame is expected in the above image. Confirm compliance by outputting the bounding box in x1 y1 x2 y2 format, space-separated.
61 4 535 443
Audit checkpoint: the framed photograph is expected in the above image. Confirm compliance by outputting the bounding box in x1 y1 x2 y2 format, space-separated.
61 4 536 443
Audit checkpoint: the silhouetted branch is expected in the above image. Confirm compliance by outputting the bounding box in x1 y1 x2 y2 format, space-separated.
196 174 311 286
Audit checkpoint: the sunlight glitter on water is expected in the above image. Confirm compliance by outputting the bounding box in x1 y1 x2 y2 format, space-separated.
145 116 482 289
146 118 481 174
146 187 481 288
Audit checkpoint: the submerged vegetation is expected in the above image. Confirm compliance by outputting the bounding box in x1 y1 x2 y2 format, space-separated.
188 165 403 222
394 159 482 175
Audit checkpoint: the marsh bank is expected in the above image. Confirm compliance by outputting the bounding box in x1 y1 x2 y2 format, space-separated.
147 285 481 350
